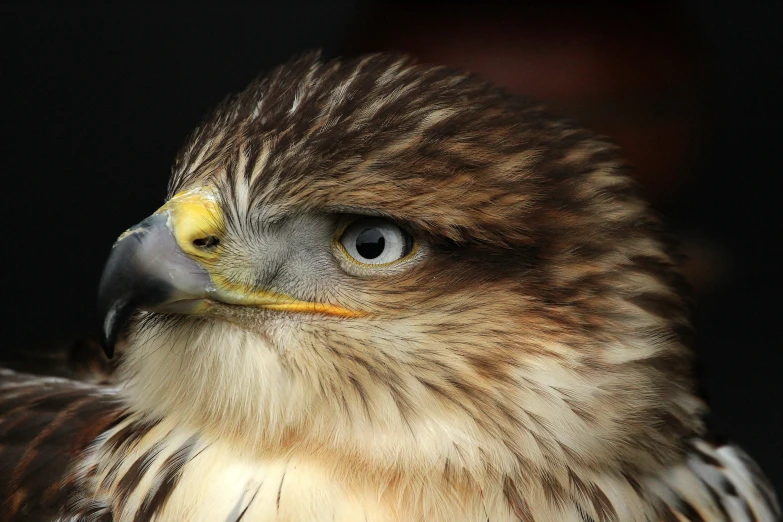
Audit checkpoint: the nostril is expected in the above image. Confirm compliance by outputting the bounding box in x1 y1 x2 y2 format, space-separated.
192 236 220 250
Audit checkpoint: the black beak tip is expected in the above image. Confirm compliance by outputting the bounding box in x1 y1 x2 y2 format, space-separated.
101 339 115 360
95 212 210 360
98 301 130 360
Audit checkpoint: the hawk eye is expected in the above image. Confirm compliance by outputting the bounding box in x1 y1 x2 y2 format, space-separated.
339 217 414 266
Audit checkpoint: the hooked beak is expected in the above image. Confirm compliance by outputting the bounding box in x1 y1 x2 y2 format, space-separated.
97 187 363 358
96 188 222 358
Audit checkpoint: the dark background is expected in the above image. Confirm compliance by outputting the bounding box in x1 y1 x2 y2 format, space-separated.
1 2 781 494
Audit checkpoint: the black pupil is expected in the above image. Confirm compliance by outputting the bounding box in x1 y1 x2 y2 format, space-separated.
355 228 386 259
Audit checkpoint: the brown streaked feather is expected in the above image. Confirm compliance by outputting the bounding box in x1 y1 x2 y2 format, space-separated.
0 369 122 521
136 435 199 521
654 439 782 522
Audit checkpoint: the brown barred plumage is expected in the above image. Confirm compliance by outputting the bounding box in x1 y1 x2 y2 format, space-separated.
0 370 121 521
1 53 779 521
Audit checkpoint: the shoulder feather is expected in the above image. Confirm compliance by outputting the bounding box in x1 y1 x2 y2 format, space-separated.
648 438 781 521
0 369 123 520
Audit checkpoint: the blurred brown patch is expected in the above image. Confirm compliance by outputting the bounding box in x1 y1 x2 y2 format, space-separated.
1 337 118 384
350 2 708 205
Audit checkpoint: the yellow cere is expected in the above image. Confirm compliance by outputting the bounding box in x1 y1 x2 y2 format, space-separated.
156 187 225 262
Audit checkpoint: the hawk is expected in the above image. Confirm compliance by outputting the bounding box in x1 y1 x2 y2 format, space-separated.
0 53 779 522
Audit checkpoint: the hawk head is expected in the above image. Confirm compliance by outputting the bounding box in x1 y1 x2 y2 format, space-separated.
98 53 703 484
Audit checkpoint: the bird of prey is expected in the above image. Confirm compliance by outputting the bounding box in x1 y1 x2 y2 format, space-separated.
0 53 779 522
